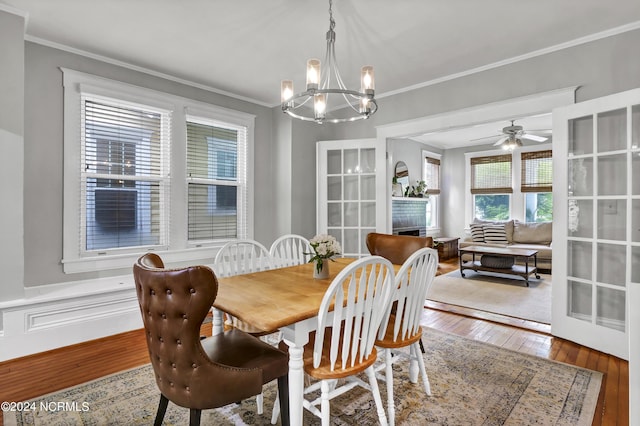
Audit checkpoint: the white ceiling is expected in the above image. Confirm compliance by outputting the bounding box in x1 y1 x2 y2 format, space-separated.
4 0 640 145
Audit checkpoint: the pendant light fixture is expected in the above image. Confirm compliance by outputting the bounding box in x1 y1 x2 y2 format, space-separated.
281 0 377 124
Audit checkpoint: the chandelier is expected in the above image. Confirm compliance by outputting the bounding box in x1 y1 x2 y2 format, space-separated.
280 0 377 124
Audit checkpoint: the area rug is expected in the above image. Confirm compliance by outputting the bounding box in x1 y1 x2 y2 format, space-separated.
4 327 600 426
428 270 552 324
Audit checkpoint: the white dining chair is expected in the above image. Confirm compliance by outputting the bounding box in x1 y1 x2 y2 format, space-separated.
269 234 312 268
375 247 439 425
213 238 276 414
272 256 395 426
214 239 274 278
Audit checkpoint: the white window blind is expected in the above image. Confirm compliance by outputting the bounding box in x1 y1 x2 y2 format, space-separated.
81 95 170 252
424 156 441 195
186 116 247 241
470 154 513 194
521 150 552 192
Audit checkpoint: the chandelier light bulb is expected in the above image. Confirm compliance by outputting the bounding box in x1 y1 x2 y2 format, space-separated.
314 93 326 119
281 80 294 103
361 66 374 92
306 59 321 90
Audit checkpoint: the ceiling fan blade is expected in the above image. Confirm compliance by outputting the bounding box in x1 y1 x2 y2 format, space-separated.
492 136 508 146
470 134 502 143
521 133 548 142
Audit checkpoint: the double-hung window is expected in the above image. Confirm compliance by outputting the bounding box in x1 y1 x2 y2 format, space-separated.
422 152 441 229
186 117 247 241
82 95 171 252
470 154 513 220
62 69 254 273
521 150 553 222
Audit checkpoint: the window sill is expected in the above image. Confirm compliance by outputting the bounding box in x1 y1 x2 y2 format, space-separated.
62 245 221 274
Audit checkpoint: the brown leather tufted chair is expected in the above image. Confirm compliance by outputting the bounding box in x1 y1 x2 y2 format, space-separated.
366 232 433 265
133 253 290 426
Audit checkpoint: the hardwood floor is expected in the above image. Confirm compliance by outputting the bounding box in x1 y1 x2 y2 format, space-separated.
0 259 629 425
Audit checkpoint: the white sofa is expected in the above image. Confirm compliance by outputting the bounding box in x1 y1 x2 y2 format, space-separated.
459 219 552 271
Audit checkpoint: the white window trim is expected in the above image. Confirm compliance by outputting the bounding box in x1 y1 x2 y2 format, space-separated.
464 143 552 226
422 149 441 233
61 68 255 274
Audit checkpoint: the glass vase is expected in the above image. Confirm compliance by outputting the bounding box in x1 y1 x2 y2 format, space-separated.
313 260 329 279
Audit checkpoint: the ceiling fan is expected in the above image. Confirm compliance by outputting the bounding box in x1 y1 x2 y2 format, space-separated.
471 120 551 150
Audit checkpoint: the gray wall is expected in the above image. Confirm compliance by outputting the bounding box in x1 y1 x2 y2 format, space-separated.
23 42 277 286
16 25 640 288
302 28 640 240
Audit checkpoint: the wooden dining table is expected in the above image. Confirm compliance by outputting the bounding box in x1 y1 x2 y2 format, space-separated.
211 257 358 426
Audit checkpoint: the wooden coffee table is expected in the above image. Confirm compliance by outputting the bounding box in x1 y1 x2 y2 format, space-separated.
459 245 540 286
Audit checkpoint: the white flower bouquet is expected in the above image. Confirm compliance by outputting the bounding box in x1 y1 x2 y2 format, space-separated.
307 234 342 274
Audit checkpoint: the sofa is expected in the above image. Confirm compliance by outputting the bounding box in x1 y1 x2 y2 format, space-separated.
459 219 552 271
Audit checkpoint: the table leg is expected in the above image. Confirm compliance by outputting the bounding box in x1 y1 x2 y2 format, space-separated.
534 254 541 279
283 340 305 426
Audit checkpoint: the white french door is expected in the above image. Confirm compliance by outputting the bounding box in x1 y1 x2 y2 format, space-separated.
552 88 640 418
316 139 387 257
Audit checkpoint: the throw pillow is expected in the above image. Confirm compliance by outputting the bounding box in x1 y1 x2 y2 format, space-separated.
470 223 485 242
483 224 508 245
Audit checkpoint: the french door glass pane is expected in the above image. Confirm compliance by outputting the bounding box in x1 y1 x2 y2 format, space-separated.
633 152 640 195
596 287 626 331
632 247 640 283
568 200 593 238
569 280 592 320
633 200 640 242
598 154 626 195
344 202 359 227
360 148 375 172
597 108 626 152
344 229 359 254
361 175 375 200
327 150 341 174
567 240 592 280
344 176 359 200
568 158 593 196
327 176 342 200
344 149 358 174
633 104 640 149
568 115 593 155
361 202 375 227
596 243 626 287
328 202 341 227
597 200 626 240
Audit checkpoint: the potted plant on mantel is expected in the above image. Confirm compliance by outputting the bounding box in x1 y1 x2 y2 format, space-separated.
404 180 427 198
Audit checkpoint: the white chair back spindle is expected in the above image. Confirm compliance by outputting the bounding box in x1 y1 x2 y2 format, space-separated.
214 239 274 278
269 234 312 268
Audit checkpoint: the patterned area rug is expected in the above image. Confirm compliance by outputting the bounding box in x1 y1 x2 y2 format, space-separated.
5 328 601 425
428 270 552 324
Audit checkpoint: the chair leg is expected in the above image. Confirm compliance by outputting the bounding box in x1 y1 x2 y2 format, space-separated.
270 394 280 425
409 344 419 383
419 338 425 353
277 374 290 426
257 392 264 414
364 366 388 426
413 342 432 396
385 348 395 426
189 408 201 426
154 394 169 426
320 380 331 426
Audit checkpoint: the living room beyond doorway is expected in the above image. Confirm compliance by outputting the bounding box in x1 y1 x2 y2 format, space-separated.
427 257 551 334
